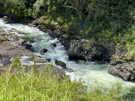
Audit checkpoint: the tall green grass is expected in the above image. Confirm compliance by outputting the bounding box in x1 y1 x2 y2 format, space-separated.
0 58 124 101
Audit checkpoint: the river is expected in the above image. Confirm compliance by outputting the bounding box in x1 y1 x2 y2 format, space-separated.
0 18 135 100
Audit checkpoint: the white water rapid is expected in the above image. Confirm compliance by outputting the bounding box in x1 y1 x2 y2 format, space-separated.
0 19 135 99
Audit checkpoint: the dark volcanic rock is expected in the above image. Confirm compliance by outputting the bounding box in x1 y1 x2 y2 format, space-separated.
25 44 33 50
68 39 115 61
40 48 48 55
55 60 67 69
22 41 34 51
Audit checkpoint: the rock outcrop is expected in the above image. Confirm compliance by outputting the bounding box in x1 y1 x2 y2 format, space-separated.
0 27 67 79
55 60 67 69
109 61 135 81
108 45 135 81
33 17 115 62
0 28 34 66
68 39 115 61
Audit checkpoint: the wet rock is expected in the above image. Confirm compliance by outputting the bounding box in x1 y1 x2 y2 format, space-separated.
46 58 51 62
0 55 11 65
109 61 135 81
17 39 25 45
40 48 48 55
22 41 34 51
0 27 34 67
55 60 67 69
52 43 57 47
68 39 87 60
34 57 47 64
108 45 135 81
0 41 34 63
68 39 114 61
25 44 32 50
25 44 33 50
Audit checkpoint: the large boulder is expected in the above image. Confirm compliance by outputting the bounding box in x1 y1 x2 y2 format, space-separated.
55 60 67 69
40 48 48 55
0 55 11 66
109 61 135 81
108 45 135 81
68 39 115 61
0 28 34 67
22 41 34 51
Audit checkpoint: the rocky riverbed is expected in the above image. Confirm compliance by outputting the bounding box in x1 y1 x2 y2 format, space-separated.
0 27 66 78
31 16 135 82
32 17 115 62
1 16 135 82
0 28 33 67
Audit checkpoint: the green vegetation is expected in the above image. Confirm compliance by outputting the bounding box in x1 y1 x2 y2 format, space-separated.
0 0 134 34
0 0 33 19
0 1 134 100
116 27 135 60
0 58 125 101
0 1 134 57
0 35 5 41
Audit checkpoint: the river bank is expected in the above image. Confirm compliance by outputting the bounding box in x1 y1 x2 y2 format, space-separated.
0 22 68 79
0 0 135 81
28 16 135 82
1 17 135 100
2 15 135 81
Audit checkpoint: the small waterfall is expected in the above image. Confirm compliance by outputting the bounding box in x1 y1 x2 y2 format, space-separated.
0 18 135 97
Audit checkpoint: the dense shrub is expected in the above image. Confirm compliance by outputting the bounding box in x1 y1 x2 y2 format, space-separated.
0 0 135 36
0 0 33 18
32 0 135 36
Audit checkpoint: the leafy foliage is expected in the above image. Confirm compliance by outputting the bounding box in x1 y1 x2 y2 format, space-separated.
0 0 135 59
0 0 135 35
32 0 135 36
0 0 33 18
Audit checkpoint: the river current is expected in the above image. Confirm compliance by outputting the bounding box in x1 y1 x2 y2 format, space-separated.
0 19 135 100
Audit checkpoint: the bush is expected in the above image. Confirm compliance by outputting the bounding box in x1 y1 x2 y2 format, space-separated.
0 0 134 36
0 0 33 18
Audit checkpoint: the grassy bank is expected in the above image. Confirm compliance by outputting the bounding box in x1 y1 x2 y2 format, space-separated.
0 58 124 101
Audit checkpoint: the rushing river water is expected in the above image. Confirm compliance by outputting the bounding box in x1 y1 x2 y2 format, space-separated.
0 19 135 100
